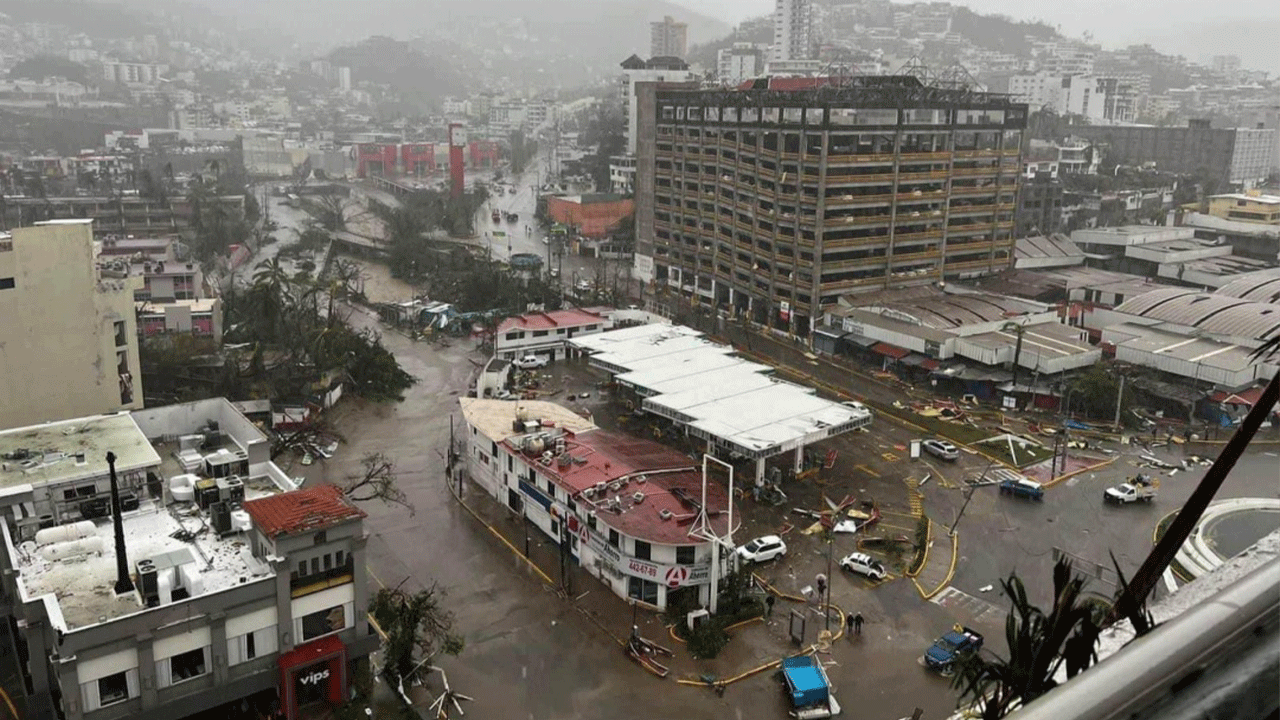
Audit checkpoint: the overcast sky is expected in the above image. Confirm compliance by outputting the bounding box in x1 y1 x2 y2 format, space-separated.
678 0 1278 71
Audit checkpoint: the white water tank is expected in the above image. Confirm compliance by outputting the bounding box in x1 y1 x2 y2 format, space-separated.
169 473 198 502
38 536 105 561
34 521 97 547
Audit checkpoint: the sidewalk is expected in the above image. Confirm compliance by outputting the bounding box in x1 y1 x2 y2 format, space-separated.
911 521 957 601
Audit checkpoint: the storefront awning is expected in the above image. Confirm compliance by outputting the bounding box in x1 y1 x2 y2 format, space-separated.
844 334 877 348
871 342 911 359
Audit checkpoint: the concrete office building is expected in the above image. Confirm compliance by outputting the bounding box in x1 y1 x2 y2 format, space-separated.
1072 121 1278 186
0 399 377 720
634 76 1027 336
773 0 814 62
0 220 144 430
650 16 688 59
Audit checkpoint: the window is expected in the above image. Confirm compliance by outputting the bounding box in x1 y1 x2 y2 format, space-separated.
323 554 332 570
505 331 522 340
245 630 256 659
229 627 277 665
0 278 13 290
168 647 208 684
676 545 696 564
314 531 327 545
608 529 620 548
335 550 345 567
113 320 127 347
299 604 349 641
628 577 659 604
98 671 130 706
634 540 652 560
532 330 549 337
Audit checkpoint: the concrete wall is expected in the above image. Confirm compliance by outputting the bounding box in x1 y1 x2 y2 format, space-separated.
632 82 659 284
0 222 144 429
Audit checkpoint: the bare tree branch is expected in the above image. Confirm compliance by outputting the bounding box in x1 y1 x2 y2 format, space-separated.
341 451 414 515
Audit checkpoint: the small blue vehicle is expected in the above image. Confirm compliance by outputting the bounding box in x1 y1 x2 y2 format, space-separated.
999 477 1045 501
781 654 841 718
924 625 984 675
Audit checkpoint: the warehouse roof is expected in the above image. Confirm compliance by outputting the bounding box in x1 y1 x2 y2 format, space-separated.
1112 288 1280 343
848 287 1048 330
1014 234 1084 261
1214 267 1280 304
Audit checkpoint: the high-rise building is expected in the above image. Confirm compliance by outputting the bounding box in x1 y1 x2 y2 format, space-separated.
717 43 764 85
772 0 813 62
650 15 688 59
1072 121 1278 186
634 76 1027 335
0 219 144 429
618 55 697 155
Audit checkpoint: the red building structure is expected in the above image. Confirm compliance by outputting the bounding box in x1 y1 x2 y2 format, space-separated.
355 143 398 177
469 140 499 168
448 124 466 198
400 143 436 176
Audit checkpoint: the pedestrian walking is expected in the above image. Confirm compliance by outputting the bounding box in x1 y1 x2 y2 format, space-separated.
845 612 855 639
765 595 775 619
853 612 864 635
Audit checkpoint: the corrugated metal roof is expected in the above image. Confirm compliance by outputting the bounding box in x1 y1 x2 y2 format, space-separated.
1215 268 1280 304
1114 288 1280 342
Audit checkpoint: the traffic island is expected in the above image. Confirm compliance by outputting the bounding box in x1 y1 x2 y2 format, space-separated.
910 520 958 601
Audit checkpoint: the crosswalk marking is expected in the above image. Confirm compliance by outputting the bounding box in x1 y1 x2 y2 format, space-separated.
931 586 1005 626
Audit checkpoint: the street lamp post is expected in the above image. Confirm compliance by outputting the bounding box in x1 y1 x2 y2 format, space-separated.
695 454 736 615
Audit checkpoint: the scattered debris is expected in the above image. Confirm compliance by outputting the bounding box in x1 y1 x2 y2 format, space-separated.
979 584 993 593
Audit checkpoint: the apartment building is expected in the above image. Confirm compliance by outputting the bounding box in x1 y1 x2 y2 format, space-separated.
0 220 143 430
650 15 688 59
0 398 376 720
1072 121 1278 186
717 43 765 85
618 55 698 156
635 76 1027 336
1205 192 1280 225
773 0 814 62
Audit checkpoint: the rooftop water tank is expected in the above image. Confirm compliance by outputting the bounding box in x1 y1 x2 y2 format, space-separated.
34 520 97 547
38 536 104 561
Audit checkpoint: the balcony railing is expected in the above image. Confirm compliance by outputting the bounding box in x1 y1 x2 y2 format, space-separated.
291 562 355 598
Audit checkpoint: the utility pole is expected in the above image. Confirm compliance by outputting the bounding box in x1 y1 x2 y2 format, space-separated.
1113 374 1126 429
949 483 976 535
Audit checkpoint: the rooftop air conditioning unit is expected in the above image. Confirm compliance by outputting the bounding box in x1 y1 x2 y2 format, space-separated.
608 481 621 492
635 475 647 484
583 488 595 499
632 491 645 504
659 509 673 520
595 481 607 493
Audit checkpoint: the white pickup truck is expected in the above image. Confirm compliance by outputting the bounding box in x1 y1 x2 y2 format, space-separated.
1104 476 1158 504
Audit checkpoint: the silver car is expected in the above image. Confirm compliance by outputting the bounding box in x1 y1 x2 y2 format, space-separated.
922 439 960 461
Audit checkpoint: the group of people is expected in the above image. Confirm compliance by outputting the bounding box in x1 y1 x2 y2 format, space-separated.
763 594 864 637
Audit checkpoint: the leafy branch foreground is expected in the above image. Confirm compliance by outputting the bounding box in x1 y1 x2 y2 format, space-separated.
370 581 465 690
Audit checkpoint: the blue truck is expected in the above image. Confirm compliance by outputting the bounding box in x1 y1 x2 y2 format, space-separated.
923 625 984 675
781 655 841 718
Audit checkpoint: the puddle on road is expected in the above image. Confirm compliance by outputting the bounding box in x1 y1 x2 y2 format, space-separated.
338 254 421 305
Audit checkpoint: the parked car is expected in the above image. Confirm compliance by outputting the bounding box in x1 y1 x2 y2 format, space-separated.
922 439 960 461
923 626 984 675
842 400 870 413
839 552 887 580
735 535 787 563
999 478 1045 501
512 355 549 370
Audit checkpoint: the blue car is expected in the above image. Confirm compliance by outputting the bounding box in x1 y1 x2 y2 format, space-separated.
924 626 984 674
999 478 1045 501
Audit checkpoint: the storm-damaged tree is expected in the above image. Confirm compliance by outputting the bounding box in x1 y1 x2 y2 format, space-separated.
340 452 414 515
370 580 465 691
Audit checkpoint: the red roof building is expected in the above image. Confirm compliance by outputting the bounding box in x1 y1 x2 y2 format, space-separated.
243 485 367 539
495 308 612 361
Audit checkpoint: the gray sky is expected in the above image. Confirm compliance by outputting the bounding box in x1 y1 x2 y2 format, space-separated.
679 0 1278 71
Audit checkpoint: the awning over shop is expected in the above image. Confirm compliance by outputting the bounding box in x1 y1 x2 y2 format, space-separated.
899 353 933 368
872 342 910 359
844 333 877 347
933 364 1014 382
813 325 844 340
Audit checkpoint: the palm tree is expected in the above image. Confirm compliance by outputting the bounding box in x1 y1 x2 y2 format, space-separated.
952 559 1102 720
